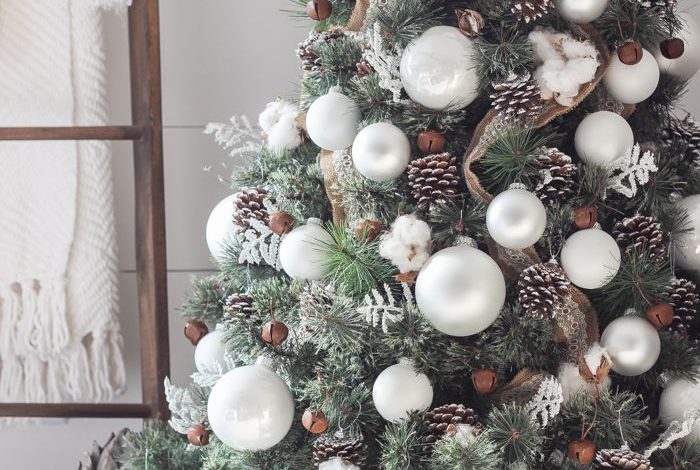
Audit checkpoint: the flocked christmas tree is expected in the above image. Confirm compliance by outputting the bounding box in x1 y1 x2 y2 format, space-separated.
116 1 700 469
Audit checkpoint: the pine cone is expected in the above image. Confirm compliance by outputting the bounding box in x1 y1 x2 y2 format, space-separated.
534 148 577 206
312 434 366 467
595 445 652 470
491 73 543 121
296 29 346 73
510 0 554 23
224 293 254 322
667 277 699 335
612 215 665 261
407 153 460 206
640 0 677 12
518 263 571 319
232 188 268 229
424 404 480 444
663 115 700 166
78 429 130 470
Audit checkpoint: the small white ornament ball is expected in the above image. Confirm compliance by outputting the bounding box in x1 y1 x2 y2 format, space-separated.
601 316 661 376
659 375 700 440
603 48 660 104
305 89 361 151
486 188 547 250
574 111 634 166
415 246 506 337
207 360 294 451
372 359 433 422
194 329 229 374
655 14 700 80
279 218 333 281
206 195 237 261
556 0 610 23
674 195 700 272
400 26 480 111
351 122 411 182
561 228 621 289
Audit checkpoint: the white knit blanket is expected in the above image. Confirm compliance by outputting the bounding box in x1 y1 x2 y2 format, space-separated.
0 0 129 404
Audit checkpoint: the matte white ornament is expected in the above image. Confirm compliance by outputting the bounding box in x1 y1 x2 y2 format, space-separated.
351 122 411 182
674 195 700 272
655 14 700 80
206 195 237 261
600 316 661 376
556 0 609 23
279 218 332 280
574 111 634 166
207 360 294 451
399 26 480 111
603 48 660 104
486 188 547 250
415 246 506 337
561 228 621 289
372 359 433 422
194 329 229 374
659 376 700 441
305 89 361 151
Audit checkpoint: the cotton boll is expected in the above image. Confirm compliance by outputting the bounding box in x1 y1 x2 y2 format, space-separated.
557 344 612 401
379 214 432 273
266 113 303 152
258 100 299 133
318 459 361 470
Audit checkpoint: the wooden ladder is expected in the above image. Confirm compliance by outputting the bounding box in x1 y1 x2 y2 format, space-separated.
0 0 170 421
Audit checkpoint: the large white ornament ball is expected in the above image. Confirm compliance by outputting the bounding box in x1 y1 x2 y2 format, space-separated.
194 329 229 374
601 316 661 376
206 195 237 261
655 14 700 80
279 218 333 281
415 246 506 337
372 359 433 422
674 195 700 272
207 362 295 451
603 49 660 104
574 111 634 166
351 122 411 182
561 229 621 289
556 0 610 23
659 376 700 440
399 26 480 111
305 89 361 151
486 188 547 250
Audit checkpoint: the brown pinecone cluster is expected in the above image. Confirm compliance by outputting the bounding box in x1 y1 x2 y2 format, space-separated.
664 115 700 166
668 277 699 334
534 148 577 206
232 188 268 229
79 429 130 470
595 446 652 469
424 404 481 445
296 29 346 73
312 434 366 468
612 215 665 261
518 263 571 319
491 73 543 121
510 0 554 23
407 153 460 206
223 293 254 322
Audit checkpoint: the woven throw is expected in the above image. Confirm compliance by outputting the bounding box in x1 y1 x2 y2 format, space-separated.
0 0 129 405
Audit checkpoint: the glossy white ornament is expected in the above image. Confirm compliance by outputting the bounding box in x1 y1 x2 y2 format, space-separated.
574 111 634 166
674 195 700 272
556 0 609 23
415 246 506 337
399 26 480 111
561 229 621 289
351 122 411 182
206 195 237 261
305 89 361 151
601 316 661 376
659 375 700 440
486 188 547 250
372 359 433 422
655 14 700 80
279 218 333 280
603 48 660 104
194 329 229 374
207 360 294 451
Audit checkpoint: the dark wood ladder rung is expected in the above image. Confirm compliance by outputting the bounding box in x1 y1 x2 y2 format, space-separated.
0 126 144 141
0 403 152 419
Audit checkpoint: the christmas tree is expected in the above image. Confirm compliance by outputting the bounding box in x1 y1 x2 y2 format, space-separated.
118 1 700 469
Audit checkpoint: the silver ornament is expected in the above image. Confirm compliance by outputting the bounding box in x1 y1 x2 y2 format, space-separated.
659 375 700 440
372 359 433 423
560 228 621 289
574 111 634 167
351 122 411 182
556 0 610 23
655 13 700 80
305 88 361 151
486 188 547 250
603 48 660 105
674 194 700 272
279 218 333 280
600 316 661 376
